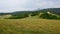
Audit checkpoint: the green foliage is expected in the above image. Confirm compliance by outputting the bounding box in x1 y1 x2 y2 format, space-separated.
31 12 39 16
40 12 60 20
8 14 29 19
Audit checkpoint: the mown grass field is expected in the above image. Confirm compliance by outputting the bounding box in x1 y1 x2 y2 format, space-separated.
0 16 60 34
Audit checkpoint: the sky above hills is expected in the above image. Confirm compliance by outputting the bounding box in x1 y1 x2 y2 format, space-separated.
0 0 60 13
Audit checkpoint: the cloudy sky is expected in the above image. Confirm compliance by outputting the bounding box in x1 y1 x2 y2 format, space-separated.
0 0 60 13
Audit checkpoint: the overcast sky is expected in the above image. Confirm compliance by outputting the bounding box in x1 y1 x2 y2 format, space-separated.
0 0 60 13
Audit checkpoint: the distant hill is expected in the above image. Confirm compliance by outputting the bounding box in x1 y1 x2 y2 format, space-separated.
0 8 60 16
0 8 60 20
38 8 60 15
11 8 60 15
0 13 11 16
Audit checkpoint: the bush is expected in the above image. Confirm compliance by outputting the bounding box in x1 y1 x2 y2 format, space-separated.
31 12 39 16
7 14 29 19
40 12 60 20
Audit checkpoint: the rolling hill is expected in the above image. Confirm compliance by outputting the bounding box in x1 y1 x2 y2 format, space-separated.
11 8 60 15
0 8 60 16
0 8 60 34
38 8 60 15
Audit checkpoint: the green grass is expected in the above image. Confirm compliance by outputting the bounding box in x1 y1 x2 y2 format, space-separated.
0 16 60 34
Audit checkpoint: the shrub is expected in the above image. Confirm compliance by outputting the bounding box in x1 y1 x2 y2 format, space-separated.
7 14 29 19
31 12 39 16
40 12 60 20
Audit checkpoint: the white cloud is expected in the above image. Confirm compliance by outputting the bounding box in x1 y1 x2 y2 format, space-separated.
0 0 60 12
0 0 30 12
34 1 54 8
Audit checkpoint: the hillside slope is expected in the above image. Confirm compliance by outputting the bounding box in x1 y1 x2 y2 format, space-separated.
0 16 60 34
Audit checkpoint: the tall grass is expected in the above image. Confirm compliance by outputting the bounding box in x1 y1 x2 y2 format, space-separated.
0 16 60 34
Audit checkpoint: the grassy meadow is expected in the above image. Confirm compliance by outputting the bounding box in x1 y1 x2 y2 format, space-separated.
0 16 60 34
